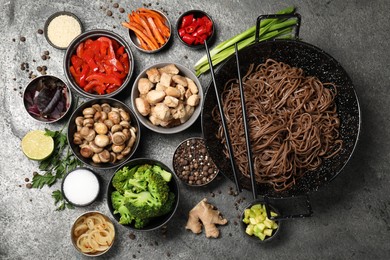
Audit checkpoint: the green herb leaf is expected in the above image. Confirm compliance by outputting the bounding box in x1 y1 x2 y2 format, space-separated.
32 172 57 189
30 128 82 211
56 202 66 211
52 190 63 205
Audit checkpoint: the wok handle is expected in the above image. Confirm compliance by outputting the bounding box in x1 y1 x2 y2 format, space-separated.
255 13 301 43
264 194 313 220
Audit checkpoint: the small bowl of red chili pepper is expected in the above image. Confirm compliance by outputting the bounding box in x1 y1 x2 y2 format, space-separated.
176 10 214 49
64 29 134 99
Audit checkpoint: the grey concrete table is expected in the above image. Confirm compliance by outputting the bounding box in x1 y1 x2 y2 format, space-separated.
1 0 389 259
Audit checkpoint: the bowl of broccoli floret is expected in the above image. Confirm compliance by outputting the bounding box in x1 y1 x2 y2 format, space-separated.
107 158 180 231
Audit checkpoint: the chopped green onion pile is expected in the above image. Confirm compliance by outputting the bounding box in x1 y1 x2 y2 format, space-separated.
194 6 297 76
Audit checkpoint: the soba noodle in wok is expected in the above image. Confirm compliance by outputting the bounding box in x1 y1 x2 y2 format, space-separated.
212 59 342 192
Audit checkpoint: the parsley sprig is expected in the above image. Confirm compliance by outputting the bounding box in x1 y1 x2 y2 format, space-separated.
31 128 82 210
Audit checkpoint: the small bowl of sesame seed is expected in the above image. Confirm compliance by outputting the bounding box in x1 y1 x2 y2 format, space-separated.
44 11 84 50
172 137 219 186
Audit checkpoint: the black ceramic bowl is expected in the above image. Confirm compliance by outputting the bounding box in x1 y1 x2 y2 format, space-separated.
128 9 172 53
23 75 72 123
44 11 84 50
240 200 282 243
176 10 215 49
67 98 141 170
64 29 134 99
201 39 360 198
107 158 180 231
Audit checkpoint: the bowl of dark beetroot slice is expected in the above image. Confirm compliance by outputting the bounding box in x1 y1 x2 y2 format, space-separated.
172 137 219 186
23 75 72 123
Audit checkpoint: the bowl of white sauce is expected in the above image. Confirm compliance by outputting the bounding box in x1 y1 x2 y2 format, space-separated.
62 167 100 207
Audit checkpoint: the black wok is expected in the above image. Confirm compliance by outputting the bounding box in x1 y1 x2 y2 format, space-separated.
201 38 361 200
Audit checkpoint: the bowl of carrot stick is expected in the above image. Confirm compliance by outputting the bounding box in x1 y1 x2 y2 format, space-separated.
122 8 172 53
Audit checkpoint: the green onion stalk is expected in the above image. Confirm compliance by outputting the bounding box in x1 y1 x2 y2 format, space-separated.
194 6 297 76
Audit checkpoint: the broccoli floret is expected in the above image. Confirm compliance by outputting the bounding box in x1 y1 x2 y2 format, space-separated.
112 166 139 193
124 190 160 208
152 165 172 182
147 170 169 205
114 205 135 225
126 192 175 222
111 191 126 210
111 163 174 229
156 192 176 217
127 166 152 192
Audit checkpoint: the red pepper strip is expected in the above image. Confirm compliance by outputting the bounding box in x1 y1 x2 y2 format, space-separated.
78 64 90 87
106 84 119 94
181 14 194 28
86 73 122 86
97 37 124 72
195 34 208 45
76 42 84 58
119 53 129 74
69 66 81 86
116 46 125 56
71 55 84 69
181 34 196 45
94 84 107 95
83 48 99 72
192 25 208 37
178 28 186 38
83 80 103 93
185 24 197 34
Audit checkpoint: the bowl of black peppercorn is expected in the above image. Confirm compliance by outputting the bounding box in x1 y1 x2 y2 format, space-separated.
172 137 219 187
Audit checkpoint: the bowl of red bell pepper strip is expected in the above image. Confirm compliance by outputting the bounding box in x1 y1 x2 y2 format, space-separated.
64 29 134 98
176 10 214 49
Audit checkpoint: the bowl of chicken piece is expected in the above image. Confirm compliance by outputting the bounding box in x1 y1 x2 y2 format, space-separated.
131 63 203 134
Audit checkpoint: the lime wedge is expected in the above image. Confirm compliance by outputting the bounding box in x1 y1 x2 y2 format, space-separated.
21 130 54 161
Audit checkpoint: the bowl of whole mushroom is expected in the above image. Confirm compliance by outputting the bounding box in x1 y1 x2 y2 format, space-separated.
67 98 141 169
131 62 203 134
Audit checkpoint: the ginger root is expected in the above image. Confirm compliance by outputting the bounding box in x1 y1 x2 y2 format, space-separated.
185 198 228 238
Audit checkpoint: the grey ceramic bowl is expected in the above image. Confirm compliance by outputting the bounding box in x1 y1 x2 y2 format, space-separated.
23 75 72 123
127 9 172 54
131 62 203 134
67 98 141 170
64 29 134 99
107 158 180 231
71 211 115 257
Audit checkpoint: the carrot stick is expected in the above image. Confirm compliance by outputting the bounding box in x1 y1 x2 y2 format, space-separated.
146 17 165 45
121 22 158 50
138 9 170 38
135 32 149 50
138 8 166 24
133 12 159 47
152 17 170 38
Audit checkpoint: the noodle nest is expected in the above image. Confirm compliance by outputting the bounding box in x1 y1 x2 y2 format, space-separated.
72 212 115 254
212 59 342 192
